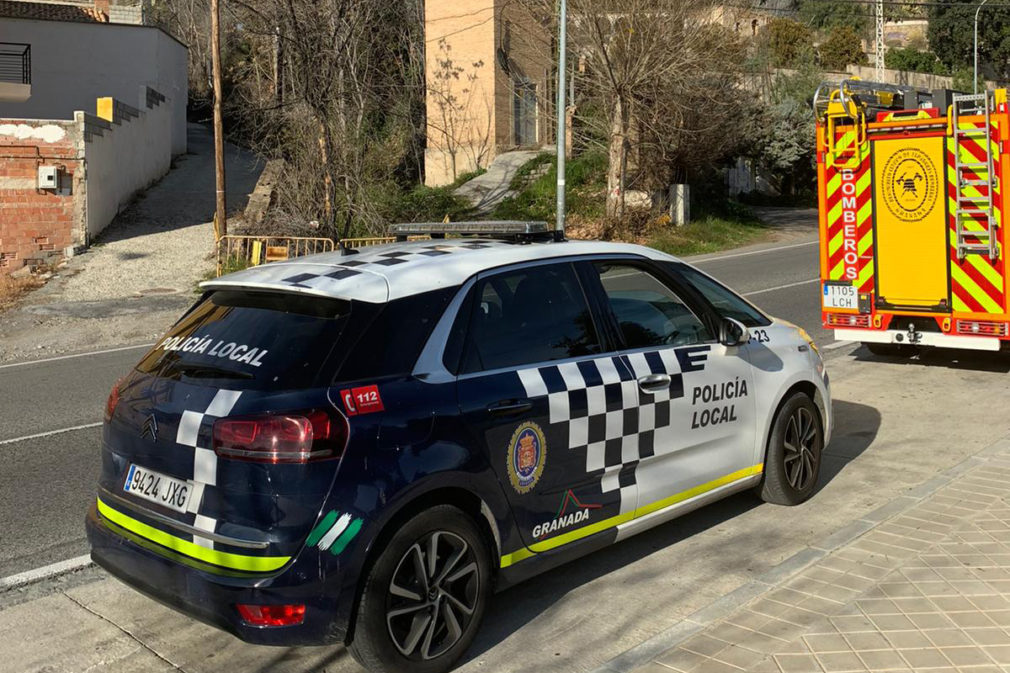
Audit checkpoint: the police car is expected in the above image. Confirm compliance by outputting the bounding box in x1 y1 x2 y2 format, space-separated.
86 222 831 673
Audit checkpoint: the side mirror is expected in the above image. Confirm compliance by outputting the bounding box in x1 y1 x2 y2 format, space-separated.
720 317 750 348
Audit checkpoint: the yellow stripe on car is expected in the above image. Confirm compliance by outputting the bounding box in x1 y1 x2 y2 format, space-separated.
97 498 291 573
499 464 764 569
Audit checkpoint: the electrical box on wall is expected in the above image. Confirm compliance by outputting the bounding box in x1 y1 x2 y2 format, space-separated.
38 165 60 190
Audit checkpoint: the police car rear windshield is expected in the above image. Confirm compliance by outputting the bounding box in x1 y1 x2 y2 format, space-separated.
136 291 351 391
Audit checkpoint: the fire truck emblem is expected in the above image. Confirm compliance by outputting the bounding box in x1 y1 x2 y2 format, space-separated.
881 147 937 222
507 421 546 494
895 171 923 197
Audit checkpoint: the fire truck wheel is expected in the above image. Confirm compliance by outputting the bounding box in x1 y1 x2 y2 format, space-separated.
758 392 823 506
864 342 915 357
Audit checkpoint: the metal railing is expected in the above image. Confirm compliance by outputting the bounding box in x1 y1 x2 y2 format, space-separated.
216 235 335 276
215 233 437 276
340 235 431 248
0 43 30 85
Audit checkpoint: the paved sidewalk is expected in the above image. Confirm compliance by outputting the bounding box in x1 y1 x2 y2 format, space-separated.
618 440 1010 673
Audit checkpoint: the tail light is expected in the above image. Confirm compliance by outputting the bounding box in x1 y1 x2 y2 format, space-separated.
825 313 871 328
212 409 346 463
105 377 124 422
956 320 1008 337
236 603 305 627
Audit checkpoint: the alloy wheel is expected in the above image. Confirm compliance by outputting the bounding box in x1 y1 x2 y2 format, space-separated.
386 531 480 661
783 407 818 491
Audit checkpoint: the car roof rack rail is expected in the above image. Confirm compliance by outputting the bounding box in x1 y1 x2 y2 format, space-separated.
388 221 561 243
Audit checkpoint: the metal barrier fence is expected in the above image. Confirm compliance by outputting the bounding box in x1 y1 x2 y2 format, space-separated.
216 235 335 276
215 234 435 276
340 235 431 248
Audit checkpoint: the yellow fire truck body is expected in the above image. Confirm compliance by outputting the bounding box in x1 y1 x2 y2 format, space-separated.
816 80 1010 351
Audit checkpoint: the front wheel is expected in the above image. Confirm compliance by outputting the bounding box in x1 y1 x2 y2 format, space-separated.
758 393 824 506
348 505 492 673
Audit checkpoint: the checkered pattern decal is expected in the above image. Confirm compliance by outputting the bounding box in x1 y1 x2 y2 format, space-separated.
280 242 500 292
174 389 242 548
517 348 704 513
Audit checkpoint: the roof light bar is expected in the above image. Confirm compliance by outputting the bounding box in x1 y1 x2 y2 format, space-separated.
389 221 556 242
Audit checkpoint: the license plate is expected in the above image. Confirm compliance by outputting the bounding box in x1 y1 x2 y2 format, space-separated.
123 464 193 513
823 283 857 310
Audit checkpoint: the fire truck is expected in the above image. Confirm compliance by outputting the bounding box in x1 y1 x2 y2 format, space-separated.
815 79 1010 353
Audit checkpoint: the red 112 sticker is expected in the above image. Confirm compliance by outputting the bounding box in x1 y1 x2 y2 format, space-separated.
340 385 384 416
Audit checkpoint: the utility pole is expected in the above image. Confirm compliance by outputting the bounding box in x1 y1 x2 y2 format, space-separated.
975 0 991 95
875 0 884 81
555 0 567 238
211 0 227 240
274 26 283 107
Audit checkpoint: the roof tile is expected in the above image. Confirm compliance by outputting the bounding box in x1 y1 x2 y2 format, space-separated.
0 0 107 23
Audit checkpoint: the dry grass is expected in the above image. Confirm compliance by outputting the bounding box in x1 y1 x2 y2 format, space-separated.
0 271 44 312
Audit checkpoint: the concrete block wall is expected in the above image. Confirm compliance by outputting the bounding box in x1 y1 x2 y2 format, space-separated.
83 85 172 239
0 120 84 271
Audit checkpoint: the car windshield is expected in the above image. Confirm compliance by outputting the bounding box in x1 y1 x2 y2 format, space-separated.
673 264 772 328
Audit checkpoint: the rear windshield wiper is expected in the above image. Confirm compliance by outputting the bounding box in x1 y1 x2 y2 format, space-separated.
161 360 254 380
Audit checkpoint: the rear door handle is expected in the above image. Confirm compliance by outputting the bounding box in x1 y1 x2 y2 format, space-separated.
487 399 533 416
638 374 671 394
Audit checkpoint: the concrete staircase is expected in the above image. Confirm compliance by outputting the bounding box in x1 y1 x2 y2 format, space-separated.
454 149 552 214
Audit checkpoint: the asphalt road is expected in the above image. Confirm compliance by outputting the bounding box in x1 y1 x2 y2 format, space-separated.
0 236 824 579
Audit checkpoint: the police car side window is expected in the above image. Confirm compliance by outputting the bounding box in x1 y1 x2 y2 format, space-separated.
460 263 601 373
594 263 712 349
673 264 772 328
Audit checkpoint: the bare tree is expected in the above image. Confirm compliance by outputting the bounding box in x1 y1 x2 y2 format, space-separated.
522 0 751 218
426 40 493 183
224 0 409 238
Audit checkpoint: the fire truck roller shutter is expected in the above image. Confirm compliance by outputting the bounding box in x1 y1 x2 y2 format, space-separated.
872 136 949 309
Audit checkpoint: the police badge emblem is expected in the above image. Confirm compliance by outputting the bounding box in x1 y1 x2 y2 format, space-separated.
507 421 546 494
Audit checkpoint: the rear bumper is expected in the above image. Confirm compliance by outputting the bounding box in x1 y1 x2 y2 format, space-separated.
834 328 1001 352
86 502 348 646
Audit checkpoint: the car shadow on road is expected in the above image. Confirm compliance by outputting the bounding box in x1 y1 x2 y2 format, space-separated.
852 344 1010 373
816 398 881 494
461 398 880 668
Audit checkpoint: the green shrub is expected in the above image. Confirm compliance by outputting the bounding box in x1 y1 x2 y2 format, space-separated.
884 47 948 75
819 26 868 71
767 18 815 69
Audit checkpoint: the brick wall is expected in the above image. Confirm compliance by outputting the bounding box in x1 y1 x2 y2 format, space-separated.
423 0 552 187
494 0 553 151
0 121 85 272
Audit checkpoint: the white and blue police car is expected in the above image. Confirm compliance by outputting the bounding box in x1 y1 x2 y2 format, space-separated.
87 221 832 673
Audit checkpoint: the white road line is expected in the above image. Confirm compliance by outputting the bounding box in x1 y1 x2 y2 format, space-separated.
0 343 154 370
0 422 102 446
0 554 93 590
743 278 820 297
692 240 818 264
822 340 853 351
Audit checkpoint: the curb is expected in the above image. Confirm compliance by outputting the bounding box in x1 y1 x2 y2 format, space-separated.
0 555 93 592
590 436 1010 673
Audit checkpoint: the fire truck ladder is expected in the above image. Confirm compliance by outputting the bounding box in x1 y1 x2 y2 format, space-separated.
952 92 999 260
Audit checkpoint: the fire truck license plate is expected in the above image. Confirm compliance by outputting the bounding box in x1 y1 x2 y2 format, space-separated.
823 284 857 310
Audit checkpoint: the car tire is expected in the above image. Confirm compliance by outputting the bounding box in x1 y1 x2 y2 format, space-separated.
758 393 823 506
348 505 492 673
